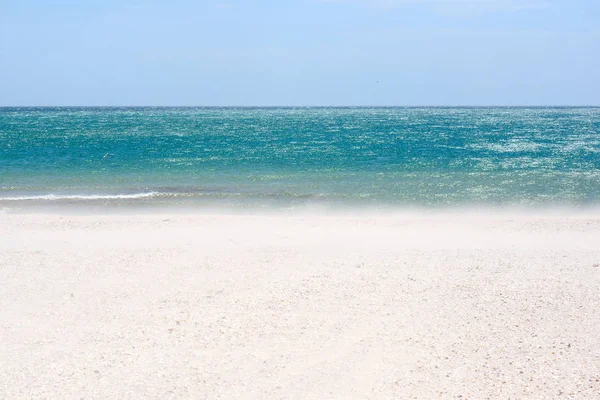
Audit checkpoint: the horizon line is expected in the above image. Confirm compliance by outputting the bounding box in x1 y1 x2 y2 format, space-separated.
1 105 599 108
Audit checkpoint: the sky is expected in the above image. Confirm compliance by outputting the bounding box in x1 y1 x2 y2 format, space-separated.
0 0 599 106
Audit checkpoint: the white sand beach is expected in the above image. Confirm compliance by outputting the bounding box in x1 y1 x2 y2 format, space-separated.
1 211 599 399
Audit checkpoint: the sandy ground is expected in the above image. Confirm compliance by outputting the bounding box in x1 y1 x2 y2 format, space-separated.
1 211 600 399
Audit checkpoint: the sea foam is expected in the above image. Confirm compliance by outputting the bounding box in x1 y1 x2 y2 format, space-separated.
0 192 160 201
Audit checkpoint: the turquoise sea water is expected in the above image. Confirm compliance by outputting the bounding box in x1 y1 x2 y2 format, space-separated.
1 107 599 210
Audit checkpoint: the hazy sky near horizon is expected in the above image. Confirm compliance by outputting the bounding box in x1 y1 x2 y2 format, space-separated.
1 0 599 106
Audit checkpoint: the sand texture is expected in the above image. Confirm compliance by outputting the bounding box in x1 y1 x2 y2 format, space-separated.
1 212 600 399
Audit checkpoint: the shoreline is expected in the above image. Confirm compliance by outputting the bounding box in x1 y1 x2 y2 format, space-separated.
4 202 600 217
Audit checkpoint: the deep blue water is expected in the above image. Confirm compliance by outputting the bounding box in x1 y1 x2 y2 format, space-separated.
1 107 599 210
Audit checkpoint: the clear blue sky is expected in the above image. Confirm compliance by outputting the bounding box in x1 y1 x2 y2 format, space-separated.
1 0 598 106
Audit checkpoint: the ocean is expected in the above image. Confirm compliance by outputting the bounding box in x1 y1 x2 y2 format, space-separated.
1 107 599 211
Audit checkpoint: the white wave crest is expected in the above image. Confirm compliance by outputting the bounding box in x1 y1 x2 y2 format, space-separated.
0 192 160 201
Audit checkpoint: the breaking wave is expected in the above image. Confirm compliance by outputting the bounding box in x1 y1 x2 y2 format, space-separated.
0 192 160 201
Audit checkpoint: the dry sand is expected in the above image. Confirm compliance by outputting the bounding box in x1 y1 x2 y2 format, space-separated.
1 211 600 399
